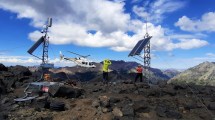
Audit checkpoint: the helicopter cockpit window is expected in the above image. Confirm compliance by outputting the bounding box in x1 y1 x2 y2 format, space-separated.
89 62 93 65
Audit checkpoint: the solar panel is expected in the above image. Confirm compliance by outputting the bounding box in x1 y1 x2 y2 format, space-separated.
27 36 45 54
128 36 152 56
128 40 143 56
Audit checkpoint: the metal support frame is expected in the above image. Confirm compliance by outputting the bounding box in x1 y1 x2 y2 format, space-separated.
144 42 150 69
143 32 151 84
42 37 49 64
128 21 151 83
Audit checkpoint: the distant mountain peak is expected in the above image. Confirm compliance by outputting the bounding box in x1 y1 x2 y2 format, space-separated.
168 61 215 86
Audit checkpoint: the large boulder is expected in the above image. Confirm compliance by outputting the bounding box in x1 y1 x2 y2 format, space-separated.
208 102 215 110
49 85 84 98
99 95 110 107
156 104 182 119
0 79 7 94
9 65 32 76
0 63 8 71
133 100 149 113
121 104 134 117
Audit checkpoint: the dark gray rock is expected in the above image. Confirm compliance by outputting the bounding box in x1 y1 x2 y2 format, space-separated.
146 88 162 97
158 80 167 88
92 100 100 108
112 116 135 120
0 63 8 71
1 97 9 104
0 112 8 120
11 104 19 110
99 95 110 107
133 100 149 113
162 88 176 96
185 102 197 110
110 97 121 104
9 65 32 76
156 105 167 117
174 84 187 90
116 98 132 108
50 101 65 111
166 110 182 119
49 85 84 98
36 116 53 120
121 105 134 116
0 79 6 94
208 102 215 110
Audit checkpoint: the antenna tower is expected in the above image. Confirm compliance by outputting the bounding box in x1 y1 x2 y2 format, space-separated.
27 17 54 69
143 17 150 69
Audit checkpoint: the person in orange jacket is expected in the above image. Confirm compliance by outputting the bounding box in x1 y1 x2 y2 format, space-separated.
135 65 143 82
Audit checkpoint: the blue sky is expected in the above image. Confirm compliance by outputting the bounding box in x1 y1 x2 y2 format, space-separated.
0 0 215 69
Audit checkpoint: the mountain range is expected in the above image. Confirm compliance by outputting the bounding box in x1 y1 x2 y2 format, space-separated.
46 60 180 84
168 61 215 86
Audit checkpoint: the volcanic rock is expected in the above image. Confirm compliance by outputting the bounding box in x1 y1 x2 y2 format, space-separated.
50 101 65 111
166 110 182 119
133 100 149 113
9 65 32 76
208 102 215 110
185 101 197 110
36 117 53 120
92 99 100 108
1 97 9 104
0 63 8 71
98 95 110 107
156 105 167 117
112 107 123 117
49 85 84 98
158 80 167 88
121 104 134 116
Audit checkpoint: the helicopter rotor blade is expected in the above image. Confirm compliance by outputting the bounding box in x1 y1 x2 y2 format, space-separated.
67 51 90 58
84 55 91 58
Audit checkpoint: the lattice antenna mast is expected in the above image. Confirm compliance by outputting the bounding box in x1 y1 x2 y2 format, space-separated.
27 17 54 69
145 17 149 38
143 17 151 69
41 18 52 64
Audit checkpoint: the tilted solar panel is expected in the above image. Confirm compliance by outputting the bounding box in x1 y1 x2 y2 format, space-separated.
135 37 151 55
128 40 143 56
27 36 45 54
128 36 152 56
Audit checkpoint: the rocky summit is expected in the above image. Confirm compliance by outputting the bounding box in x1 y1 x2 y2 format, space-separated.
0 64 215 120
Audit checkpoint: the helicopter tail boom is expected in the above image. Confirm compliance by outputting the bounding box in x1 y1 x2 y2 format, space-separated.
59 51 64 60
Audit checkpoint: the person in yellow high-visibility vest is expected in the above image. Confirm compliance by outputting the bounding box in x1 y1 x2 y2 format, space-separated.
102 59 112 84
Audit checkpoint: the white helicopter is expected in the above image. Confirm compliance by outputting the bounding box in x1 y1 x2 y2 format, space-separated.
60 51 96 68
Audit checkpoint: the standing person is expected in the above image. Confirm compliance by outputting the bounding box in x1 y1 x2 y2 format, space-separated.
102 59 112 84
135 65 143 82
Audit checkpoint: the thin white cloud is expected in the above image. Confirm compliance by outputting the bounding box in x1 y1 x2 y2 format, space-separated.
0 55 74 67
131 0 140 4
169 39 208 50
0 0 207 53
133 0 186 23
206 53 215 57
168 52 174 57
175 12 215 32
